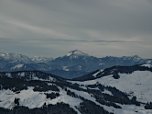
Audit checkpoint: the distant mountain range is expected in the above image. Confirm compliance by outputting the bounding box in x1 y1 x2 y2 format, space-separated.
0 50 152 114
0 50 152 78
0 64 152 114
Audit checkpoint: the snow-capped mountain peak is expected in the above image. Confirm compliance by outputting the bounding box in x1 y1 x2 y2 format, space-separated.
0 51 31 62
66 50 89 57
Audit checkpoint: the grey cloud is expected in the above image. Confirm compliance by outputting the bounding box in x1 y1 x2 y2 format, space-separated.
0 0 152 57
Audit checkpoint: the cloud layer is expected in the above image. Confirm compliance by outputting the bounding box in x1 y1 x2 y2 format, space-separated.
0 0 152 58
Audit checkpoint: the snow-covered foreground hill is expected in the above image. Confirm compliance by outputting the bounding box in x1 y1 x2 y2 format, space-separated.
72 71 152 103
0 65 152 114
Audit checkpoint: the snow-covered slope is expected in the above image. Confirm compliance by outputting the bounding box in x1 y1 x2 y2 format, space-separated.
0 65 152 114
72 65 152 102
73 71 152 102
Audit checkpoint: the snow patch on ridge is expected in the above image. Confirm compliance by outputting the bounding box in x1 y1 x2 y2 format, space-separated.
62 66 69 71
93 69 103 77
11 64 24 70
141 64 152 68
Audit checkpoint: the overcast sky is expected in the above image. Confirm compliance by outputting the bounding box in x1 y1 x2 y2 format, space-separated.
0 0 152 58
